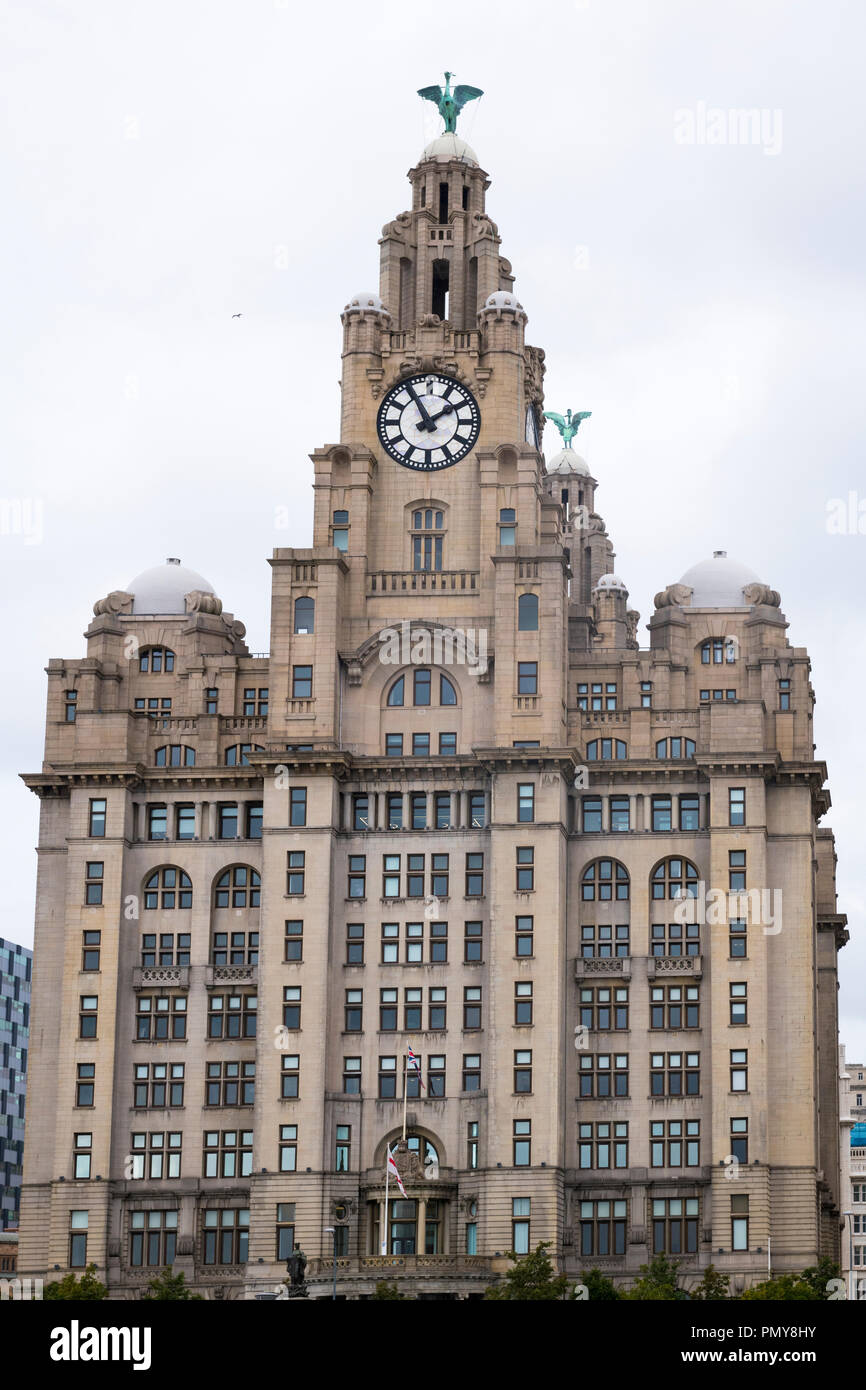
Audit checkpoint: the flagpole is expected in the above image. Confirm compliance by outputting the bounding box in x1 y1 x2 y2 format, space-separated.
382 1145 389 1256
402 1049 409 1141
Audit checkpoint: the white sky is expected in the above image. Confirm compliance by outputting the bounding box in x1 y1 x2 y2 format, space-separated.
2 0 864 1056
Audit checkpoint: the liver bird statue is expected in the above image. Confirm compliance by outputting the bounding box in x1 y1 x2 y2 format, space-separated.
543 408 592 449
418 72 484 134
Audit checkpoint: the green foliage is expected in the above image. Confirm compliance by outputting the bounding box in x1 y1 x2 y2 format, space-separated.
44 1264 107 1301
484 1242 570 1300
141 1268 203 1300
622 1254 689 1301
740 1273 822 1301
799 1258 842 1299
371 1280 409 1300
575 1268 621 1300
689 1265 731 1301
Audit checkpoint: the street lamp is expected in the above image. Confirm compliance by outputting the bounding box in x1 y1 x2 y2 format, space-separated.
324 1227 337 1301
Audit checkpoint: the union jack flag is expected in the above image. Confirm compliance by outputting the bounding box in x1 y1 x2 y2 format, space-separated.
407 1045 425 1089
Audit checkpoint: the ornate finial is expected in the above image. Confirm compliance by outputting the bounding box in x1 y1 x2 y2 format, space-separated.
417 72 483 134
542 408 592 449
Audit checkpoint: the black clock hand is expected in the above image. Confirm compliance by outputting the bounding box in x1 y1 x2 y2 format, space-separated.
426 404 455 426
405 381 436 432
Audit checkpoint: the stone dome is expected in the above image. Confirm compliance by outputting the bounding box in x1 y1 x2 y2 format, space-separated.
595 573 628 593
483 290 523 312
421 133 478 165
678 551 762 607
344 291 388 315
127 558 215 615
547 447 590 477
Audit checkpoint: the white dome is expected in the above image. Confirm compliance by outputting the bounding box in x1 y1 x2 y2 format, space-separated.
595 573 628 593
547 447 590 476
345 291 388 315
421 133 478 165
483 290 523 312
678 551 762 607
127 558 215 615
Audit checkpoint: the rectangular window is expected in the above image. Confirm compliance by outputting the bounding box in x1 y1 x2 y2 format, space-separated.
732 1194 749 1251
279 1125 298 1173
729 981 747 1025
65 689 78 722
218 803 238 839
276 1203 296 1261
176 803 196 839
729 787 746 826
136 994 187 1040
345 922 364 964
202 1130 254 1180
729 849 746 891
411 732 430 757
208 993 256 1038
281 1054 300 1099
348 854 366 898
517 662 537 694
147 805 167 841
463 985 482 1030
512 1197 530 1255
730 1117 749 1164
405 921 424 963
650 984 700 1027
379 988 398 1031
284 919 303 961
580 923 630 960
76 1062 95 1107
88 798 106 837
652 796 672 831
650 1119 700 1168
290 788 307 826
639 680 652 708
343 1057 361 1095
650 923 700 958
778 678 791 711
516 846 534 891
469 792 486 828
609 796 630 831
499 507 516 546
467 1121 479 1169
428 986 447 1030
650 1051 700 1096
515 915 533 957
513 1118 531 1167
409 793 427 830
79 995 98 1038
730 1048 748 1092
461 1054 481 1092
513 1049 532 1094
514 980 533 1025
439 731 457 755
385 733 403 756
652 1197 699 1254
517 783 535 822
287 850 305 895
429 920 447 963
579 986 629 1031
130 1131 183 1181
282 986 302 1030
81 929 101 971
84 861 103 905
678 795 700 831
292 665 313 698
73 1132 92 1179
205 687 218 714
729 917 747 958
582 797 602 833
464 852 484 897
202 1208 249 1265
464 919 483 962
579 1199 628 1257
578 1122 629 1170
427 1055 446 1097
335 1124 351 1173
69 1211 89 1268
378 1056 397 1099
578 1052 629 1098
430 853 449 896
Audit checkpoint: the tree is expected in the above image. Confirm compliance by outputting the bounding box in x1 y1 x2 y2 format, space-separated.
689 1265 730 1301
44 1265 107 1301
574 1268 621 1300
141 1269 203 1300
371 1280 409 1299
622 1254 689 1301
484 1242 570 1300
799 1258 842 1299
740 1274 822 1301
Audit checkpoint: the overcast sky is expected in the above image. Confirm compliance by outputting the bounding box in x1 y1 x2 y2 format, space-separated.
2 0 864 1056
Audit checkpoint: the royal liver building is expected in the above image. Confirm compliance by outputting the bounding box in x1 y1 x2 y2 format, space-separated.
20 85 847 1299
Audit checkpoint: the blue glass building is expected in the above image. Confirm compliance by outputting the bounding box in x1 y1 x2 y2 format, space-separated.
0 938 31 1230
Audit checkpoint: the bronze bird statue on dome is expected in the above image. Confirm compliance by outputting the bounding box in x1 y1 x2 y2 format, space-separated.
418 72 484 133
543 408 592 449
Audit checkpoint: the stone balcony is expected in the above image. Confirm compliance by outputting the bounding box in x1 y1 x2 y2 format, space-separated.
367 569 479 595
304 1254 491 1280
205 965 258 988
574 957 632 981
132 966 189 991
648 955 703 980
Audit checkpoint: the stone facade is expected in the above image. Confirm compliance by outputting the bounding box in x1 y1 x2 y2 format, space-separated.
839 1046 866 1298
18 127 847 1300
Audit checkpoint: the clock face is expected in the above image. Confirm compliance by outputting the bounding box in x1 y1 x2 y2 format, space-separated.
525 403 540 448
377 373 481 470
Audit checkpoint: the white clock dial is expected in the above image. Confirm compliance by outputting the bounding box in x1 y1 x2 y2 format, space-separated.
377 373 481 471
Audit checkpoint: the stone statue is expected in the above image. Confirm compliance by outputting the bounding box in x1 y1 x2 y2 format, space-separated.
286 1244 307 1288
543 408 592 449
418 73 483 133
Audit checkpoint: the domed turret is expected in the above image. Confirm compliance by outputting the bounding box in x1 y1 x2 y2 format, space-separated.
343 291 390 318
421 133 478 165
677 550 762 607
547 447 590 477
126 558 216 615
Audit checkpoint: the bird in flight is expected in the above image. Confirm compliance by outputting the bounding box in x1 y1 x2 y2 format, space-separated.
232 313 242 319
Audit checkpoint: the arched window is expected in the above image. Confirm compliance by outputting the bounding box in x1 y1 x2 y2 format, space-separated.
224 744 265 766
214 866 261 909
294 596 315 634
439 673 457 706
410 507 445 572
387 676 405 706
587 739 627 761
655 738 696 759
155 745 196 767
518 593 538 631
651 857 700 900
581 859 630 901
139 647 175 673
144 867 192 910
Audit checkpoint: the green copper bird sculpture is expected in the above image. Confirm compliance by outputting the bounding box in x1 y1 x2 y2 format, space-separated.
418 72 484 133
543 408 592 449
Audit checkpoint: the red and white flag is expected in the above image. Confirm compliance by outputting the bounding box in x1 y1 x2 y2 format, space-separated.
386 1144 407 1198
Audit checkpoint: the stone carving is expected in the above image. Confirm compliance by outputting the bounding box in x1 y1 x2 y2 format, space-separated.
224 617 247 643
654 582 693 609
381 211 411 242
470 210 499 239
390 1138 424 1184
743 582 781 607
417 72 483 134
185 590 222 615
284 1244 309 1299
544 408 591 449
92 590 133 617
626 609 640 647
